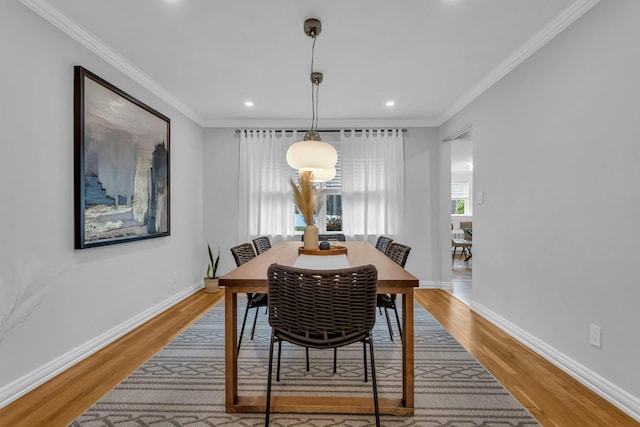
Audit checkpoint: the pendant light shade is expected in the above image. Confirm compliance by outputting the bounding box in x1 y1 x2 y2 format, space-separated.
286 139 337 172
311 166 336 183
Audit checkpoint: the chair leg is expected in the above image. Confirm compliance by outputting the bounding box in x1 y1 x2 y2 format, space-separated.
392 303 403 342
384 307 394 341
306 347 310 371
333 348 337 374
250 306 259 340
276 340 282 382
452 247 457 266
368 337 380 427
363 341 368 383
237 301 251 356
265 332 276 427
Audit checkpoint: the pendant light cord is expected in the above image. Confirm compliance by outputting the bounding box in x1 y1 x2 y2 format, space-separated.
310 36 317 131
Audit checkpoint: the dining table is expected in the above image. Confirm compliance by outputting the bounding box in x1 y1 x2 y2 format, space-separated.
219 240 419 416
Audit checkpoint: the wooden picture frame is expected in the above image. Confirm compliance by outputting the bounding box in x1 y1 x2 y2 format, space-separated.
74 66 170 249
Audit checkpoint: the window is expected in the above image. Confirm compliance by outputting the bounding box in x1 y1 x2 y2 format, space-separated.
451 180 470 215
294 145 342 233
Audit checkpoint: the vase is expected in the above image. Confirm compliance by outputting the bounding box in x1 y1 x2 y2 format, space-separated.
303 224 319 250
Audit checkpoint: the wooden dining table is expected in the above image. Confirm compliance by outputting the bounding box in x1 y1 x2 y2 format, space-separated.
219 240 419 416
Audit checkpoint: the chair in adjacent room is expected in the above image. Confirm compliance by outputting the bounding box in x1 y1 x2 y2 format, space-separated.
459 221 473 241
252 236 272 255
374 235 393 254
264 263 380 427
458 221 473 261
377 242 411 341
230 243 267 355
451 222 472 266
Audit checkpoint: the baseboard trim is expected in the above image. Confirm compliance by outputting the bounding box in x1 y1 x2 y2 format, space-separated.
0 283 203 409
418 280 448 289
470 300 640 422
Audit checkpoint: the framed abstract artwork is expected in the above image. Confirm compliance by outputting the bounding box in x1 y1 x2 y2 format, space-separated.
74 66 170 249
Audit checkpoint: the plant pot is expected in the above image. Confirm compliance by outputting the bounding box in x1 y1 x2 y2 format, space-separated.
303 224 319 250
203 277 220 293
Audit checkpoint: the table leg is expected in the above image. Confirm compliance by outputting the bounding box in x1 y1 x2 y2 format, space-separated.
402 290 414 409
225 289 238 407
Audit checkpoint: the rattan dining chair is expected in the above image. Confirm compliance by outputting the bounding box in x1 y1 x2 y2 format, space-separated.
265 263 380 427
230 243 267 355
374 235 393 254
252 236 272 255
377 242 411 342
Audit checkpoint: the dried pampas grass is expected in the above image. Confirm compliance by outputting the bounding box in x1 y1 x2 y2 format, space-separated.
290 171 323 226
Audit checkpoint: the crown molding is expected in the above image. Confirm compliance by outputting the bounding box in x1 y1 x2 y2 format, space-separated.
18 0 205 126
439 0 601 125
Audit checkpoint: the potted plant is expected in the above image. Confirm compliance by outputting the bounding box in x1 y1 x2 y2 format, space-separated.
203 244 221 293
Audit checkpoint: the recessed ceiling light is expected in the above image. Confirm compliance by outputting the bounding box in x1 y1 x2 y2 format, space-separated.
385 101 395 107
244 101 254 107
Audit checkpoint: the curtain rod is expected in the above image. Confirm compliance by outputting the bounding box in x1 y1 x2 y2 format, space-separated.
235 128 407 134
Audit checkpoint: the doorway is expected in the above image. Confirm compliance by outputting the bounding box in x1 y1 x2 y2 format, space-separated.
450 131 473 304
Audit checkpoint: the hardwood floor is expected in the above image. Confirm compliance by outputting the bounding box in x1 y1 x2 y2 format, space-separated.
1 288 637 426
0 290 224 427
450 252 472 305
416 290 638 427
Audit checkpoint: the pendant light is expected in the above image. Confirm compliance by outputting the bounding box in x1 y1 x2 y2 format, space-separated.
311 166 336 183
286 19 338 175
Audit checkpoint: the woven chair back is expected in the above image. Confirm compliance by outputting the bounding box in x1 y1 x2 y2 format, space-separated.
252 236 272 255
266 263 378 349
230 243 256 267
386 242 411 268
374 236 393 254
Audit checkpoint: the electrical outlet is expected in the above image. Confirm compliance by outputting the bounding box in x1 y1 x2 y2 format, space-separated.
590 324 602 348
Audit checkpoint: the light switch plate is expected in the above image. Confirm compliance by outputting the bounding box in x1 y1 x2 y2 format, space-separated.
476 191 484 204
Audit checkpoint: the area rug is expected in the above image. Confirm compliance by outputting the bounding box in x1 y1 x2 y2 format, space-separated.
70 300 539 426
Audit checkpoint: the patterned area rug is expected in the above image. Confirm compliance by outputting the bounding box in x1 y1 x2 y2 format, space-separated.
71 299 539 426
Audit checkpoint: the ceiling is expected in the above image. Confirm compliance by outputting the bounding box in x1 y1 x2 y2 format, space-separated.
22 0 596 128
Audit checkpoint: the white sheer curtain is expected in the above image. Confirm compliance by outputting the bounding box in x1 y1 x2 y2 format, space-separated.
238 130 298 243
340 129 404 241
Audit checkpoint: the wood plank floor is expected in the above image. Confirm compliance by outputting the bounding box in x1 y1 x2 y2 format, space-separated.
0 288 637 426
0 290 224 427
415 290 638 427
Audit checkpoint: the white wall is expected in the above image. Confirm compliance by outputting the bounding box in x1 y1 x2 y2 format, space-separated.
440 0 640 418
202 128 444 285
0 1 205 406
402 128 443 284
203 128 242 277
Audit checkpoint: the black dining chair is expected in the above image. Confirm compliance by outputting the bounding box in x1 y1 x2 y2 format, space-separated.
265 263 380 427
230 243 267 355
374 235 393 254
252 236 272 255
377 242 411 342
